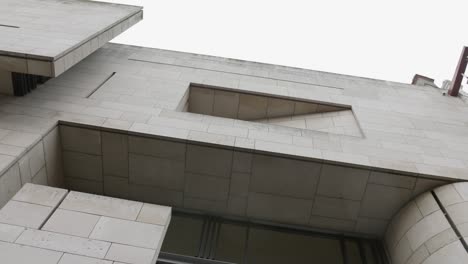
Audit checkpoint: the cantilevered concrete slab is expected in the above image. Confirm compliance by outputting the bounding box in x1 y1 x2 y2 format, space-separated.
0 184 171 264
0 0 142 77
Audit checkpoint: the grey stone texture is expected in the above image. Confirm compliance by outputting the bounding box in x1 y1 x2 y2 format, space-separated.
0 33 466 241
57 124 451 237
385 182 468 264
0 184 171 264
0 0 143 78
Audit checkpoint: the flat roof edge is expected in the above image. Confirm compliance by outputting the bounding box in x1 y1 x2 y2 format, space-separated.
52 7 143 62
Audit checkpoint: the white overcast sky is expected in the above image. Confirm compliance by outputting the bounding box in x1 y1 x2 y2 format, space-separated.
101 0 467 86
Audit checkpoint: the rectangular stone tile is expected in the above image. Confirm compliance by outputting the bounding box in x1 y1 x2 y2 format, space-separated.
12 183 67 207
65 178 104 195
415 192 439 216
102 118 133 131
16 229 111 258
104 175 130 199
60 125 101 155
0 154 15 178
235 137 255 149
0 241 63 264
82 107 123 119
391 236 413 264
267 97 294 118
189 86 214 115
453 182 468 201
445 202 468 226
137 203 171 226
227 196 248 216
128 184 183 208
311 196 360 220
102 132 128 178
230 172 250 197
90 216 164 249
129 153 185 190
213 89 239 118
412 177 447 196
308 215 356 232
121 111 151 123
183 196 227 214
187 131 236 147
59 191 143 221
354 217 388 236
305 116 334 130
0 131 41 148
0 200 52 229
359 184 412 219
368 171 416 189
0 163 21 208
294 101 318 115
250 154 321 199
43 127 64 188
248 129 293 144
63 151 102 182
207 124 248 138
0 223 24 242
129 136 186 161
28 141 46 177
406 211 450 250
425 227 458 254
184 173 230 201
185 144 233 178
434 184 463 207
0 143 25 156
237 93 268 120
105 243 156 264
32 166 48 185
247 192 313 225
421 241 468 264
385 201 424 251
322 150 370 167
18 155 32 185
406 244 430 264
457 222 468 240
42 209 100 238
421 155 465 168
316 164 369 200
147 116 209 133
416 163 467 182
59 253 113 264
232 151 253 173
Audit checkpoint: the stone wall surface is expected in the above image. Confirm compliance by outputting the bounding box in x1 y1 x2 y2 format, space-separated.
0 0 143 78
0 183 171 264
60 123 453 237
0 126 64 208
0 42 468 243
385 182 468 264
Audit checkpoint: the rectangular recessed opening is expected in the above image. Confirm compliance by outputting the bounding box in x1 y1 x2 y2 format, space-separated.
182 84 363 137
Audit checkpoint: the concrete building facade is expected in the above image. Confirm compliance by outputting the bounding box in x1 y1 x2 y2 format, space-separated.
0 0 468 263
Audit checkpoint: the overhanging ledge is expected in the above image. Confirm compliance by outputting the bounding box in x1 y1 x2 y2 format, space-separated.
0 0 143 78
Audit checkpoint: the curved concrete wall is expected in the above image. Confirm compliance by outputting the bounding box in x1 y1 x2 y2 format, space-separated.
385 182 468 264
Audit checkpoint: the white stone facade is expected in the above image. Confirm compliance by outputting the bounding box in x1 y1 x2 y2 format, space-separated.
0 183 171 264
385 182 468 264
